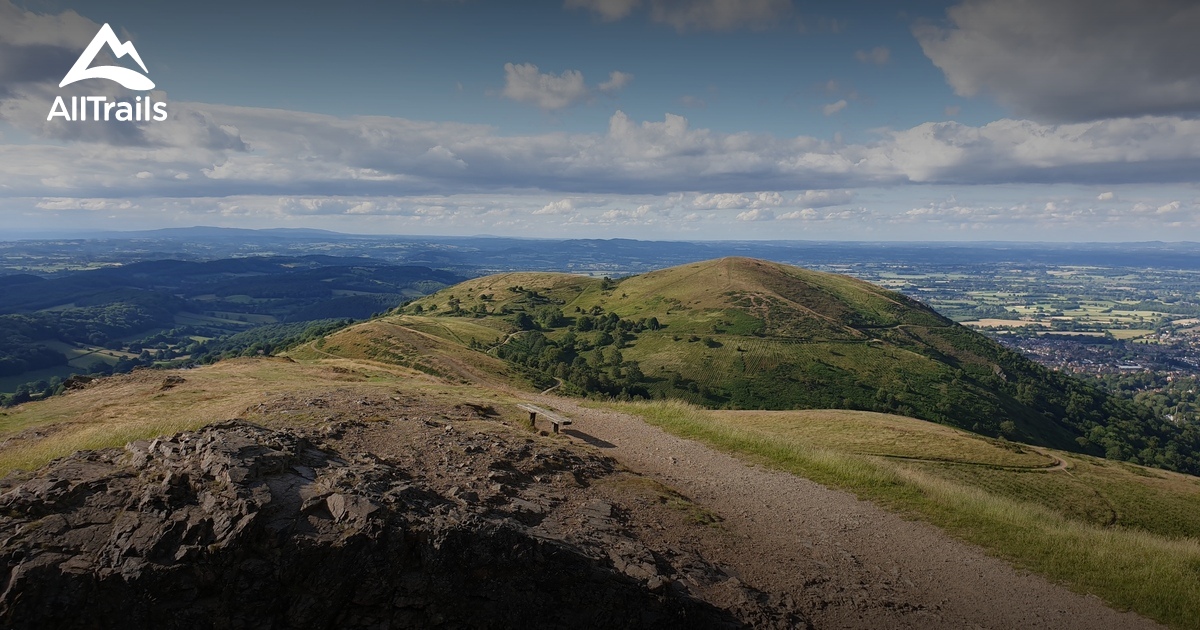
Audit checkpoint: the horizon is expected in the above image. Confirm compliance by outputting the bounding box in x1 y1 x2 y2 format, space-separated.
1 1 1198 241
4 224 1200 248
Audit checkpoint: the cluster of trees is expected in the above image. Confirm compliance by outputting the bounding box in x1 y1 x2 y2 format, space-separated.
482 306 658 400
1100 373 1200 425
193 319 352 362
930 325 1200 474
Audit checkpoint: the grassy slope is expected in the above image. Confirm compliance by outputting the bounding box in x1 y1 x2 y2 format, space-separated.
287 317 522 388
0 354 526 477
605 400 1200 629
4 310 1200 626
404 257 1091 451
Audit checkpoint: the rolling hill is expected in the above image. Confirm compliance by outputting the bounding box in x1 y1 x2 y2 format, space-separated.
377 257 1199 473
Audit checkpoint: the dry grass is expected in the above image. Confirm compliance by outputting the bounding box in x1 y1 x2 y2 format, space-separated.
607 399 1200 629
0 358 438 476
712 408 1054 468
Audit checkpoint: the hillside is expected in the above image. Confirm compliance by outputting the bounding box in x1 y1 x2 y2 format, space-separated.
0 354 1185 627
0 256 462 401
0 334 1190 626
396 257 1199 472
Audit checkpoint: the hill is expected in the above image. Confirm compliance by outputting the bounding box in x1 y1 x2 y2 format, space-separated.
0 330 1194 626
396 257 1200 473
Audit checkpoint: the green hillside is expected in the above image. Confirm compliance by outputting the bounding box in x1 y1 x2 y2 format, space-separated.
387 257 1200 473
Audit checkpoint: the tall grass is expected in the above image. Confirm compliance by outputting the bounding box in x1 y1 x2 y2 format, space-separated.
0 419 204 476
610 399 1200 629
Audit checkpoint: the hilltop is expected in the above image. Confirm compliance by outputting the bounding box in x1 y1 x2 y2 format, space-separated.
0 355 1177 628
393 257 1198 472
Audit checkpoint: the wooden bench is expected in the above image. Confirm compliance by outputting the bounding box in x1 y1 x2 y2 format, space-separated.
517 403 573 434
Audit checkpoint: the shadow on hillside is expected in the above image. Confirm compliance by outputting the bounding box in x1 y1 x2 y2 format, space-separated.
563 428 616 449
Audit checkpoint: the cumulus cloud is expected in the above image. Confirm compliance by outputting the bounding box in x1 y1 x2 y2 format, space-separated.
691 192 784 210
777 208 818 220
735 208 774 221
915 0 1200 121
534 198 576 215
794 189 854 207
3 5 1200 204
822 99 848 116
598 70 633 93
501 63 589 110
501 63 630 110
854 46 890 65
1133 200 1185 216
6 105 1200 201
1097 191 1116 201
565 0 794 32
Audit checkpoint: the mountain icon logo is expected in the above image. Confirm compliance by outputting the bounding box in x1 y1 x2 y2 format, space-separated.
60 23 154 91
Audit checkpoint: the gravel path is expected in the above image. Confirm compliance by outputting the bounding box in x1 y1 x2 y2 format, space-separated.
535 395 1163 630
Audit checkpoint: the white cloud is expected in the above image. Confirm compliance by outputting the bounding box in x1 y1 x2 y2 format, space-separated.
794 189 854 207
915 0 1200 121
534 198 576 215
4 12 1200 212
566 0 794 32
598 70 633 93
823 99 848 116
501 63 630 110
692 192 783 210
1155 201 1182 215
778 208 817 220
736 208 774 221
854 47 890 65
501 63 590 110
35 198 135 211
1097 191 1116 201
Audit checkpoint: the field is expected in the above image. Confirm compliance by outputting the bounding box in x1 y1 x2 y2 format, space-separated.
605 400 1200 629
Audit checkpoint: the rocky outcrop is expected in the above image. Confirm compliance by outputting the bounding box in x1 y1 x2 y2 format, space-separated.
0 420 804 629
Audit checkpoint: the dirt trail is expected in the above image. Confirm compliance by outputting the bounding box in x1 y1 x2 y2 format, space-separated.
535 395 1162 630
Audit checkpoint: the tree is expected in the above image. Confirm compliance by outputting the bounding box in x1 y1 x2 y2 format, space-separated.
513 312 537 331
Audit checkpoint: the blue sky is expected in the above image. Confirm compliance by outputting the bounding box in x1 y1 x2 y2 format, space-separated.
1 0 1198 240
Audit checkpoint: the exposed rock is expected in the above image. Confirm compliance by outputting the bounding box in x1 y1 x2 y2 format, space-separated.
0 420 805 629
62 374 95 390
159 375 187 390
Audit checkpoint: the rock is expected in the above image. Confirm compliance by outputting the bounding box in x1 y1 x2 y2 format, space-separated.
62 374 95 390
0 421 798 629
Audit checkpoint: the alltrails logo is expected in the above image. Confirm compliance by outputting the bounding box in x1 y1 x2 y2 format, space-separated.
47 23 168 122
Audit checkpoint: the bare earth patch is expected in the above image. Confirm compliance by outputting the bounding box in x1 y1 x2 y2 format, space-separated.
535 394 1162 629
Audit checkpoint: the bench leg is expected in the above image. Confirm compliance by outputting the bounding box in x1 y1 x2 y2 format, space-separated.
528 411 537 428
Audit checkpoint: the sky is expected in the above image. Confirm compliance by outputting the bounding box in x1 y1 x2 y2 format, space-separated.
0 0 1198 241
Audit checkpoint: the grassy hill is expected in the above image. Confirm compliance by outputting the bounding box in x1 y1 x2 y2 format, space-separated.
395 257 1200 473
2 306 1199 626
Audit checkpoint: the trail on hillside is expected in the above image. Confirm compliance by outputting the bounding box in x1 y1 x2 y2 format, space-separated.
533 394 1162 630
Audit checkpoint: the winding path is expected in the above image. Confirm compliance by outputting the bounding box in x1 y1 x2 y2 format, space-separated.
535 394 1161 630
